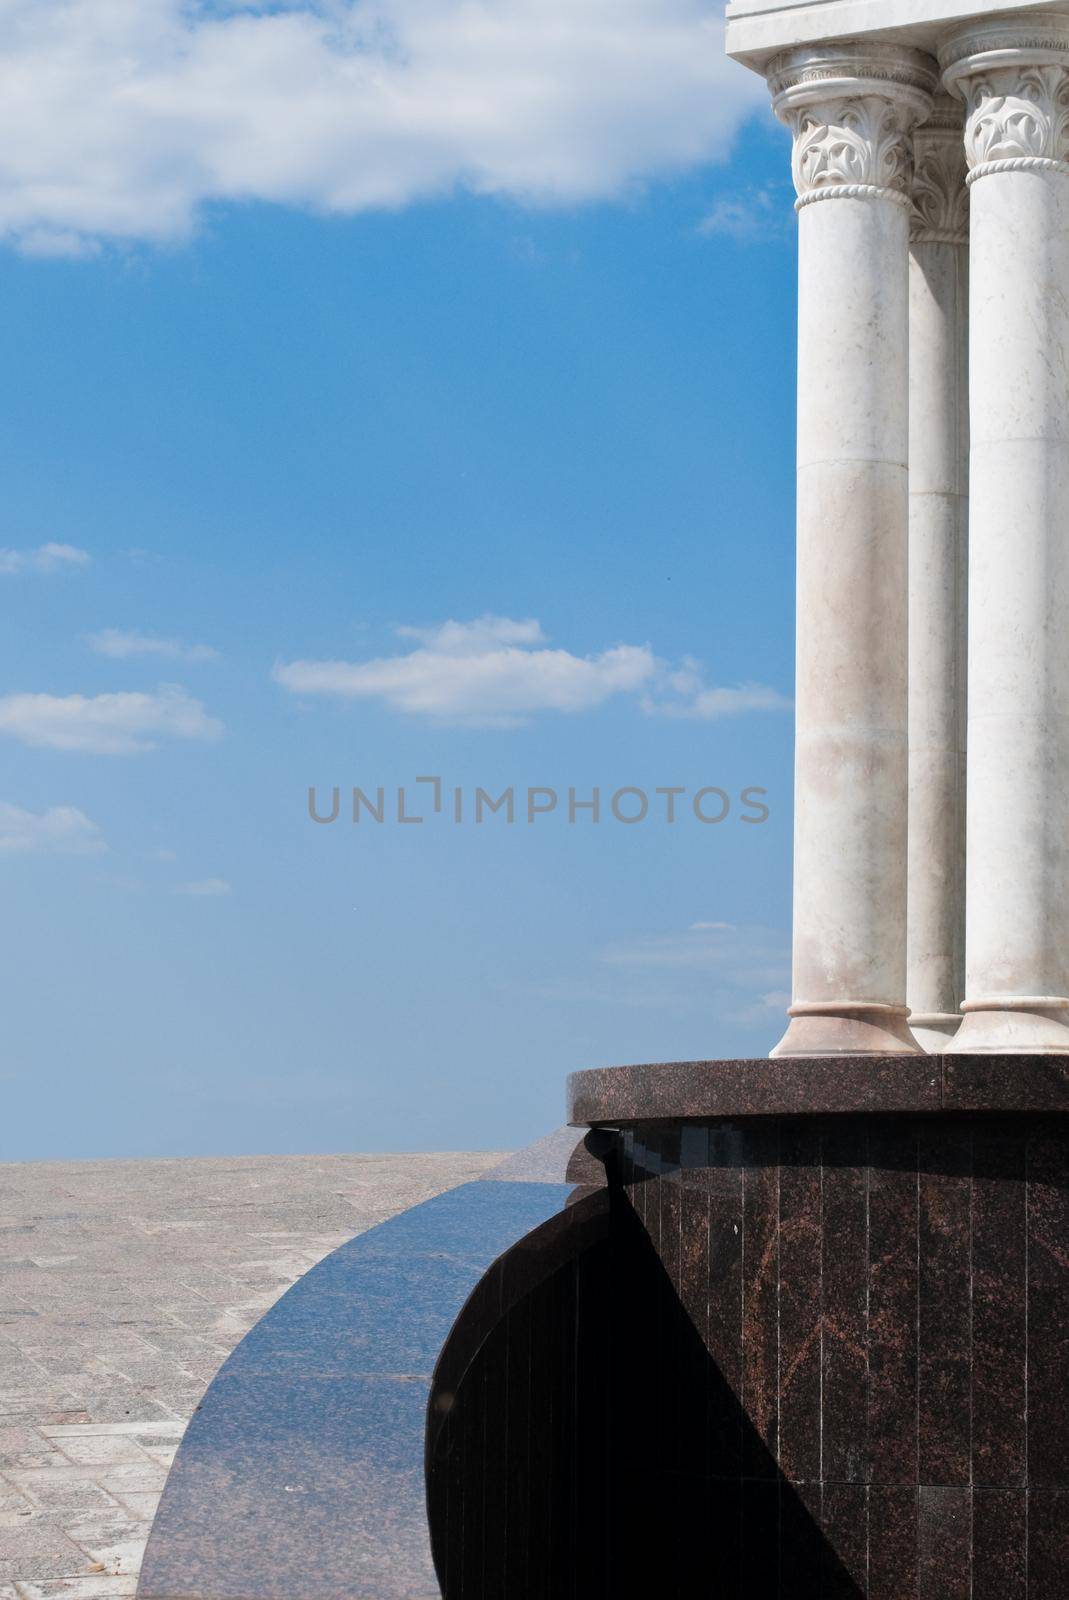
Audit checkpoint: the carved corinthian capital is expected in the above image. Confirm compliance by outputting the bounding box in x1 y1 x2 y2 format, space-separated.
941 15 1069 182
911 94 969 243
768 43 938 209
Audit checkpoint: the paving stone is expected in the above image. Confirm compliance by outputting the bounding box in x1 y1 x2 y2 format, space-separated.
13 1578 138 1598
0 1151 501 1592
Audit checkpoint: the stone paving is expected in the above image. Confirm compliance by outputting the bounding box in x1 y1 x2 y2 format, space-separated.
0 1151 504 1599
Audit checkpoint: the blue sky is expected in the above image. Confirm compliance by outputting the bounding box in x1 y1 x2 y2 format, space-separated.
0 1 798 1159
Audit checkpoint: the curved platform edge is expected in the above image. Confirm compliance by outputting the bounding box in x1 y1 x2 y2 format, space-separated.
568 1053 1069 1125
135 1168 594 1600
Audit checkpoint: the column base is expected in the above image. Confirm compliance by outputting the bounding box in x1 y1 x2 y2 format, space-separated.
907 1011 962 1053
944 997 1069 1053
770 1002 923 1057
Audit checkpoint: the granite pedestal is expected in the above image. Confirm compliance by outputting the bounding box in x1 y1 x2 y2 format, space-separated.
564 1054 1069 1596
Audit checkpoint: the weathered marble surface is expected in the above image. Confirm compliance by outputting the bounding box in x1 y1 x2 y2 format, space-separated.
767 43 936 1057
0 1151 502 1599
907 93 969 1052
942 14 1069 1052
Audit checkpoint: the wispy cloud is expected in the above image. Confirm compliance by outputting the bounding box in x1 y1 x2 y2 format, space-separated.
174 877 231 897
275 615 656 728
641 654 792 721
0 686 223 754
0 0 764 257
86 628 219 663
523 921 790 1036
599 922 789 987
0 801 105 855
0 542 90 575
274 615 789 728
697 185 790 243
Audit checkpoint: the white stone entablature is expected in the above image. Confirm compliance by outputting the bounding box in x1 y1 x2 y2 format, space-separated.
726 0 1069 77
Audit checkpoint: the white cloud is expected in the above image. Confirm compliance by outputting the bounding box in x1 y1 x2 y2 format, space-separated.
642 654 792 720
86 628 219 662
527 920 790 1037
396 616 546 652
599 922 788 986
174 876 231 896
274 614 657 727
0 685 224 753
0 0 765 256
645 682 792 719
0 801 106 855
275 616 790 726
697 184 788 242
0 542 90 575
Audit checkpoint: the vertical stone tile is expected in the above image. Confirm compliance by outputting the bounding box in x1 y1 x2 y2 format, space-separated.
868 1487 917 1600
972 1131 1026 1487
657 1171 683 1479
706 1127 744 1485
822 1482 868 1597
868 1129 918 1487
778 1123 822 1486
1029 1489 1069 1598
917 1485 970 1599
741 1479 780 1593
676 1177 711 1483
741 1123 780 1477
503 1299 532 1595
707 1483 743 1600
1027 1138 1069 1488
918 1128 972 1485
822 1123 870 1485
781 1478 823 1599
971 1488 1025 1600
481 1275 508 1598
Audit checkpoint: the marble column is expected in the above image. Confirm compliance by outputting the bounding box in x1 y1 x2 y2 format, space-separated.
768 43 936 1056
906 95 969 1052
942 15 1069 1052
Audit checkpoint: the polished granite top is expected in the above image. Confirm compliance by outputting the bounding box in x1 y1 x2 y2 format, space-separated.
136 1171 578 1600
568 1053 1069 1125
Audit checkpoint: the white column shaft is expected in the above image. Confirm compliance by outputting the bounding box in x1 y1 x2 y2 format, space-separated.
768 44 936 1056
943 19 1069 1051
907 100 968 1052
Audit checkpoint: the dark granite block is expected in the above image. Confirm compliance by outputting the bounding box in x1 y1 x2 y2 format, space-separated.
657 1172 683 1476
971 1132 1027 1487
822 1483 869 1598
971 1489 1025 1600
677 1183 709 1340
142 1370 436 1600
867 1486 917 1600
822 1127 870 1485
1028 1138 1069 1488
782 1479 823 1599
677 1182 711 1475
567 1055 942 1124
708 1483 743 1599
741 1479 780 1593
918 1130 972 1486
867 1130 919 1486
1029 1490 1069 1597
917 1486 970 1600
705 1134 744 1479
941 1055 1069 1113
741 1124 780 1476
778 1123 822 1484
502 1295 533 1591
